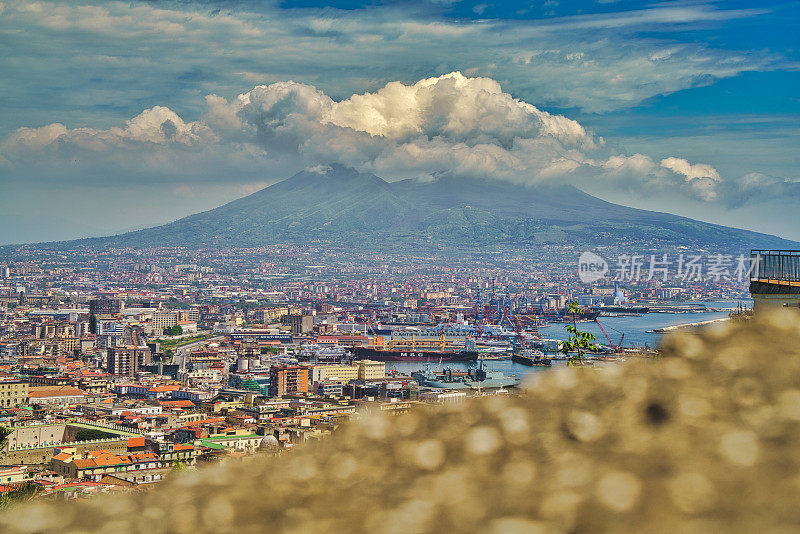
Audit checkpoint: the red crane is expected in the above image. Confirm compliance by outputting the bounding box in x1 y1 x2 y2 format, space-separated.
594 319 624 352
476 316 486 340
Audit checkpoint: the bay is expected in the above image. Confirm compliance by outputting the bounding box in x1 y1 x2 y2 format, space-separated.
384 300 750 381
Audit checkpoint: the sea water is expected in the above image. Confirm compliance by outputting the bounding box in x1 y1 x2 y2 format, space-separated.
384 300 749 380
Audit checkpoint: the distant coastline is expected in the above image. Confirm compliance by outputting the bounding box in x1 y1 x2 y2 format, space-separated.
648 317 730 334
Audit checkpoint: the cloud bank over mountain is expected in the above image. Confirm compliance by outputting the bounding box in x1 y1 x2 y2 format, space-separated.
0 0 796 244
2 72 736 205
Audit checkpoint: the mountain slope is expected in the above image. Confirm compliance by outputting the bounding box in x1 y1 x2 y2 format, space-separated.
69 165 797 250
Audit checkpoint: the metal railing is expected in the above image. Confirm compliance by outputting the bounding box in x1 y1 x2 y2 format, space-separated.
750 250 800 282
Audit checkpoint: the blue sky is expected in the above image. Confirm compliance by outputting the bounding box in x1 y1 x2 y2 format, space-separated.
0 0 798 243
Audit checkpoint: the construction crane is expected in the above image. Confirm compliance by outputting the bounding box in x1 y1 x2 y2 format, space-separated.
509 317 521 352
518 314 543 339
489 277 498 322
594 319 624 352
476 315 486 340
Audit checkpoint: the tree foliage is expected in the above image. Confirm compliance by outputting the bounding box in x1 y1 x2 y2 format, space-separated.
559 302 598 365
171 459 188 474
163 325 184 336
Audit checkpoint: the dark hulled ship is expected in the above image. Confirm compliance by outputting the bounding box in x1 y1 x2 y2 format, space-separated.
351 346 479 362
538 308 600 321
511 349 552 367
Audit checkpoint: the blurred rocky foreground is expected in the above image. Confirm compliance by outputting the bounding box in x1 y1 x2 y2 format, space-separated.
3 310 800 534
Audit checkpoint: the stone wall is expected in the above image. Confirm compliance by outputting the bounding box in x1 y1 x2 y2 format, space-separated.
0 437 129 467
0 447 53 467
2 309 800 532
0 420 138 466
1 424 67 450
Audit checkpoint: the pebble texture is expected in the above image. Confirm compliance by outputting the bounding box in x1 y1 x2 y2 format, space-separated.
2 309 800 533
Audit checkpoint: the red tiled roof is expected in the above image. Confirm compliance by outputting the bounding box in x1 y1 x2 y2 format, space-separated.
69 451 158 469
28 386 85 398
181 417 224 427
127 437 145 448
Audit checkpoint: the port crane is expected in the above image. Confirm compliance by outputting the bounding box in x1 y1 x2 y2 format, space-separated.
594 319 625 352
538 295 566 320
511 317 525 351
517 314 542 339
476 316 486 340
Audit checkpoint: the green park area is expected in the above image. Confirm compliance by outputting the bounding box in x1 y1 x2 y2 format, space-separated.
158 333 216 352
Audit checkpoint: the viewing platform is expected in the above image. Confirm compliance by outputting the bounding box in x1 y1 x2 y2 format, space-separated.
749 250 800 310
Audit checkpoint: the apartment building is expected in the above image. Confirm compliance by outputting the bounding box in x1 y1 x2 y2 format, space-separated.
107 346 152 376
268 365 309 397
0 378 28 408
354 359 386 380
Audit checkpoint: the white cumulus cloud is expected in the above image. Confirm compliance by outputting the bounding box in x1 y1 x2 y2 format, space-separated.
1 72 725 202
660 157 721 182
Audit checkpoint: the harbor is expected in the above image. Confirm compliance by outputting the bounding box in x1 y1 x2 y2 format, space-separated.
539 299 746 348
382 300 747 382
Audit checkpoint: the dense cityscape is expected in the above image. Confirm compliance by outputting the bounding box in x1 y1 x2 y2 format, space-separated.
1 0 796 529
0 243 753 500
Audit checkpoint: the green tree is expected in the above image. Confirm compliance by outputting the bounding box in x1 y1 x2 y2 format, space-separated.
559 302 598 366
163 325 184 336
154 348 173 363
171 459 189 474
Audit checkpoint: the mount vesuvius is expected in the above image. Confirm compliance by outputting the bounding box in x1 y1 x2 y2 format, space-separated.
48 165 800 251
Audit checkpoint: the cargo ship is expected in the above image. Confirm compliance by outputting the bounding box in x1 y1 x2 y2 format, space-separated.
538 308 600 321
511 349 552 367
351 333 479 362
351 346 479 362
